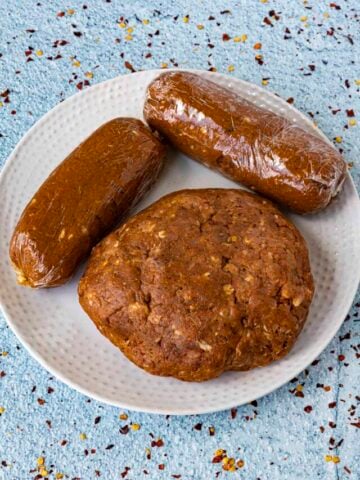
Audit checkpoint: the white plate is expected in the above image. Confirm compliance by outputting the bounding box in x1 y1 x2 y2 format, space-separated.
0 69 359 415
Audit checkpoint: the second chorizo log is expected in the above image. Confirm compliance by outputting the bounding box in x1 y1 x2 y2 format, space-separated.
9 118 165 288
144 71 346 214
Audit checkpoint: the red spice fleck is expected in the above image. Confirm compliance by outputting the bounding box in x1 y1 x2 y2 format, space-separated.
124 61 135 72
151 439 164 447
339 332 351 341
328 402 337 409
212 456 223 464
37 398 46 405
263 17 273 26
158 464 165 470
120 466 130 478
230 407 237 419
120 425 129 435
269 9 280 20
222 33 230 41
338 354 345 361
304 405 313 413
194 423 202 431
57 11 65 17
320 426 325 433
53 39 69 48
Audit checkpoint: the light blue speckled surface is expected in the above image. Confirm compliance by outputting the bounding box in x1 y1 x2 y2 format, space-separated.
0 1 359 479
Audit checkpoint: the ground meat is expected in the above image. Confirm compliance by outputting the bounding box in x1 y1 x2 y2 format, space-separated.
9 118 165 287
144 71 346 214
78 189 314 382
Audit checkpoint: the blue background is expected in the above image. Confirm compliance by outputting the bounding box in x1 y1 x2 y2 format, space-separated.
0 1 359 479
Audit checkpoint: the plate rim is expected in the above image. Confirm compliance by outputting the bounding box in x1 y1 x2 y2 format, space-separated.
0 68 359 415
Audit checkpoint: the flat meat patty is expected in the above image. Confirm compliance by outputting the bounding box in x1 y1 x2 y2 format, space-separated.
78 189 314 381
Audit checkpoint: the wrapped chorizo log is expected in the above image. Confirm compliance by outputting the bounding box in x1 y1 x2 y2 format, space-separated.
9 118 165 288
144 71 346 214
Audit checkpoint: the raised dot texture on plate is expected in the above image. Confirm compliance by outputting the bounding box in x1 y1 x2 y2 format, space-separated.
0 69 359 415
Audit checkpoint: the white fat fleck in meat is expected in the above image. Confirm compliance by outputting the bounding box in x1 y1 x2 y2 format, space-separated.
198 341 212 351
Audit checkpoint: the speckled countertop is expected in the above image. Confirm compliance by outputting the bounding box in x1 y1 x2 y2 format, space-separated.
0 1 359 479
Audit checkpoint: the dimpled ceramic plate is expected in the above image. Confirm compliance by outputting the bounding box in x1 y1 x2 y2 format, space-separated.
0 69 359 415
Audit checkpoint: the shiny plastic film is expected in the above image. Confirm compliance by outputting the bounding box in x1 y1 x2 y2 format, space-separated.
144 71 346 214
9 118 165 288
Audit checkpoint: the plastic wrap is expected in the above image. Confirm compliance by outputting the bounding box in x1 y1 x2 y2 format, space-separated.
9 118 165 288
144 71 346 214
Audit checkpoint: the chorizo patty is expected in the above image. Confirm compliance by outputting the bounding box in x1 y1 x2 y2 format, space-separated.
78 189 314 381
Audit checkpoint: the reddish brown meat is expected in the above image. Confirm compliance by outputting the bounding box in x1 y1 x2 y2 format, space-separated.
9 118 165 287
144 71 346 214
79 189 314 381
